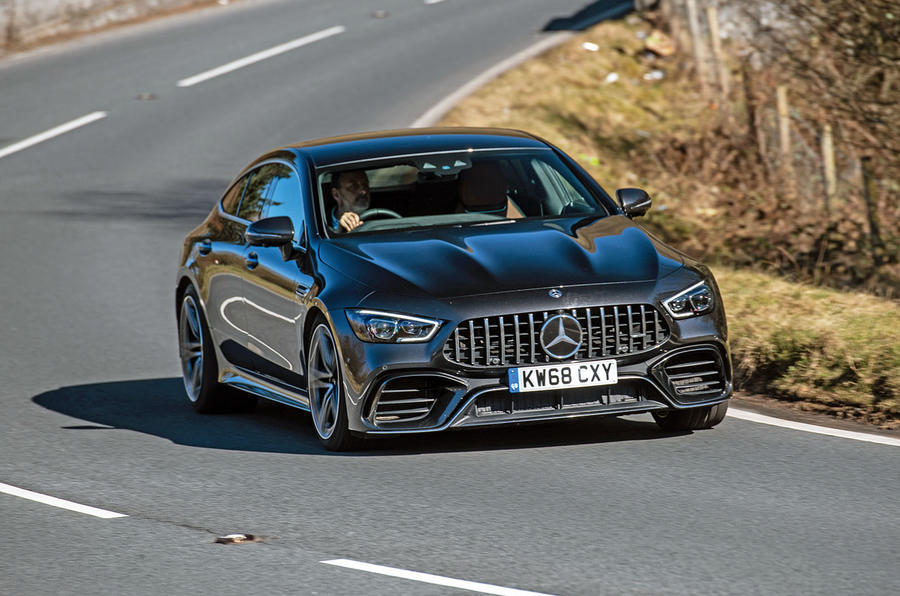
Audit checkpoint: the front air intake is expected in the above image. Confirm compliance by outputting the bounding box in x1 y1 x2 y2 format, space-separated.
657 347 728 402
367 376 461 426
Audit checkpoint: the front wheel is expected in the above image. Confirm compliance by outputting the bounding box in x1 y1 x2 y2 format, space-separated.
652 401 729 431
307 322 359 451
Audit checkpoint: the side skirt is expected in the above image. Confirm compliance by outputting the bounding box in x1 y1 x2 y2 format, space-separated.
220 369 310 412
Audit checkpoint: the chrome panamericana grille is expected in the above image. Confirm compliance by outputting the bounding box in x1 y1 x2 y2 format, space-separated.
443 304 669 367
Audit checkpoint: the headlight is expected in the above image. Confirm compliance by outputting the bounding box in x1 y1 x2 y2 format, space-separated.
663 281 714 319
345 309 442 343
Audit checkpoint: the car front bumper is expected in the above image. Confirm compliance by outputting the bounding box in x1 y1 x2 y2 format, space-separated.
331 285 732 436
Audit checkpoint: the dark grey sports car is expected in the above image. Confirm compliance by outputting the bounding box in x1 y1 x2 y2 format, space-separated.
176 128 731 450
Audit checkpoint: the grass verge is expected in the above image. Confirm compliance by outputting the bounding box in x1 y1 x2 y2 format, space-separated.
438 17 899 428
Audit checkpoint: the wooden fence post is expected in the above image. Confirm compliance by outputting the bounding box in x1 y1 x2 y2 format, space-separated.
685 0 712 100
776 85 794 189
821 123 837 213
705 2 730 106
742 60 769 181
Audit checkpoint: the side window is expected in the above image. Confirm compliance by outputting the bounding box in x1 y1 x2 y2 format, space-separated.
530 158 593 215
263 165 304 244
221 174 250 215
238 164 284 222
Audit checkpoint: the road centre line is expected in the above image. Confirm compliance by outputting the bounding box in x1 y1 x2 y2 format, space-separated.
727 408 900 447
322 559 557 596
0 111 107 160
176 25 345 87
0 482 127 519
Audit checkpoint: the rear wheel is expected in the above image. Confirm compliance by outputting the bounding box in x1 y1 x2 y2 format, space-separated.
652 401 729 431
178 287 256 413
307 321 360 451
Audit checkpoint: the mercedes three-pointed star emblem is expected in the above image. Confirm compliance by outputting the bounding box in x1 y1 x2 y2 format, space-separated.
539 314 583 359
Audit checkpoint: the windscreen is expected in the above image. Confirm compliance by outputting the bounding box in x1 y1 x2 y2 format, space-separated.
318 149 611 235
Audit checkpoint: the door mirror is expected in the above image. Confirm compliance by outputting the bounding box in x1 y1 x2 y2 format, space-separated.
246 216 294 247
616 188 652 218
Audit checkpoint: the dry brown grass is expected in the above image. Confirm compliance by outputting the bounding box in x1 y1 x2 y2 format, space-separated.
717 267 900 424
440 19 713 211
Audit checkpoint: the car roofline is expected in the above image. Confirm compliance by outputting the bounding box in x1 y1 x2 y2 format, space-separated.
314 146 551 170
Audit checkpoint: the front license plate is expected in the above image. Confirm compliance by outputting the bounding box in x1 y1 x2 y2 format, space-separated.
508 359 618 394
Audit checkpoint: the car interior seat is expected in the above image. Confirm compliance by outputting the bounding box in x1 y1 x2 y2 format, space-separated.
458 162 524 218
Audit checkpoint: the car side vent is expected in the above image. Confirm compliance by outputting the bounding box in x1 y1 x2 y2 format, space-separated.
659 348 727 401
369 376 458 425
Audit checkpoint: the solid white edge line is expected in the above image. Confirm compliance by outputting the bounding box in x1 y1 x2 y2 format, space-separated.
176 25 345 87
0 111 107 160
0 483 127 519
410 32 571 128
322 559 557 596
409 0 634 127
727 408 900 447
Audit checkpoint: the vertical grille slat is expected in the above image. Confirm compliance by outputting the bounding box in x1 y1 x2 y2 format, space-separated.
627 305 634 353
513 314 521 365
528 313 536 363
483 317 491 366
586 307 593 358
468 320 476 366
444 303 669 367
640 305 647 351
613 306 621 355
498 316 506 365
600 306 607 356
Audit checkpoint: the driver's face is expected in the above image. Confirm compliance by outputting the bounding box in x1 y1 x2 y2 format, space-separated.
332 171 370 215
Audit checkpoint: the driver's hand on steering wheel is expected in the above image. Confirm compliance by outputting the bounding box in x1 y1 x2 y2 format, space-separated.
339 211 362 232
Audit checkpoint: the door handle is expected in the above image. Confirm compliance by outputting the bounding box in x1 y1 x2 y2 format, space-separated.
198 239 212 255
245 251 258 270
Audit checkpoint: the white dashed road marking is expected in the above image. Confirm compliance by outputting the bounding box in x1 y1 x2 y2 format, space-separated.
728 408 900 447
0 482 127 519
322 559 557 596
0 111 107 160
176 25 346 87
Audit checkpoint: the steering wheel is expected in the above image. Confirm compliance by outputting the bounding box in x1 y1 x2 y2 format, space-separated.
359 208 403 221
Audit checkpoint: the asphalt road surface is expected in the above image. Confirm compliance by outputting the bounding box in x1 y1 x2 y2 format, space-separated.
1 1 897 594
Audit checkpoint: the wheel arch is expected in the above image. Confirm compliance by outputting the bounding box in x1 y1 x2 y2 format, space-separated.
302 306 328 352
175 276 194 315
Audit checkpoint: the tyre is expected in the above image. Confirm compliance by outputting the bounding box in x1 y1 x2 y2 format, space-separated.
307 321 360 451
652 401 729 431
177 287 256 413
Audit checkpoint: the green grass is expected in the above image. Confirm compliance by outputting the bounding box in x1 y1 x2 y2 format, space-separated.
439 18 899 425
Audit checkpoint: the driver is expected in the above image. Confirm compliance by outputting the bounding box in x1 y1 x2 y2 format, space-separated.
330 169 370 232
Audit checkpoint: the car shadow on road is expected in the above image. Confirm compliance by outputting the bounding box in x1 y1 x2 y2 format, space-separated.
543 0 635 32
27 178 228 223
32 378 686 456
